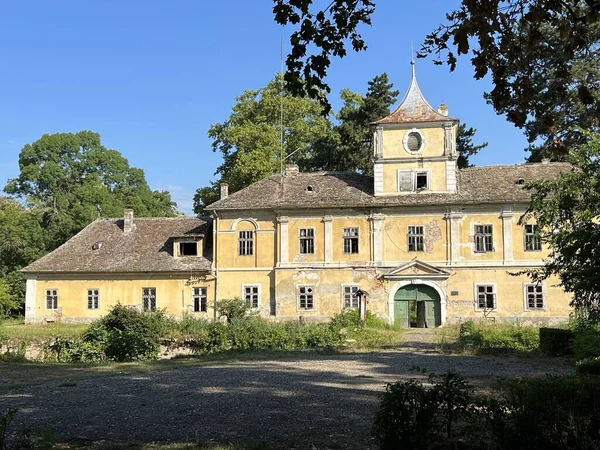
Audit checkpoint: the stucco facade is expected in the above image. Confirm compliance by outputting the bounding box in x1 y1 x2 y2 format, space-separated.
23 65 573 326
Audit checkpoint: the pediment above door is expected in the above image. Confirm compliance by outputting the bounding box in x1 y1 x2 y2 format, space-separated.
381 260 450 280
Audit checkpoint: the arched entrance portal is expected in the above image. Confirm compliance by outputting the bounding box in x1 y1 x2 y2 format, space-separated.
394 284 441 328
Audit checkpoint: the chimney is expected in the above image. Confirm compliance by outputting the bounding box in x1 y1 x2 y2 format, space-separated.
220 183 229 199
438 104 449 116
285 164 299 177
124 209 134 234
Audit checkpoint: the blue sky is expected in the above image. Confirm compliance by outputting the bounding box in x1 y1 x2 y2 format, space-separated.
0 1 531 215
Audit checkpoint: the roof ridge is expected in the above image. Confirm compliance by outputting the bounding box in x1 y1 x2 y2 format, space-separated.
459 162 572 172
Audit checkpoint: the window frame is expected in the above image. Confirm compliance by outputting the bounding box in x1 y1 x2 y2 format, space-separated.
474 224 494 253
397 168 431 192
178 241 199 257
474 284 496 311
342 285 360 309
45 289 58 310
192 287 208 313
142 287 157 312
242 284 261 309
87 288 100 310
524 283 546 311
524 224 542 252
407 225 425 252
238 230 254 256
343 227 360 254
298 228 315 255
298 285 315 311
402 128 425 154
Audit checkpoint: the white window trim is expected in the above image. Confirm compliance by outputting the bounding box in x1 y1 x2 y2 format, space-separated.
472 223 495 254
523 282 546 311
407 225 425 252
341 284 360 310
397 168 432 192
45 289 58 310
298 228 316 255
242 284 261 309
342 227 360 254
402 127 425 154
523 224 542 252
473 283 497 311
87 288 100 310
297 285 315 311
192 286 208 313
142 287 157 312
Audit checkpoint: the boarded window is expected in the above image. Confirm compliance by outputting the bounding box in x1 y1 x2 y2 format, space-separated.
46 289 58 310
398 171 414 191
343 227 359 254
408 226 424 252
407 132 422 152
298 286 314 310
343 286 359 309
238 231 254 256
179 242 198 256
476 285 495 310
299 228 315 254
524 224 542 251
474 225 493 252
244 285 260 308
192 287 207 312
142 287 157 311
525 284 545 310
87 289 99 310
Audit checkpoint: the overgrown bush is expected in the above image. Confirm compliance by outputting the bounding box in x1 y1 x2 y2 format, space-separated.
458 320 539 353
539 327 574 356
217 297 253 323
576 356 600 375
573 329 600 362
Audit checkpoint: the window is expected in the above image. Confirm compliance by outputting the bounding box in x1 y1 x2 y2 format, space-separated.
179 242 198 256
87 289 99 310
192 287 207 312
46 289 58 310
524 224 542 251
475 285 496 310
343 227 359 254
525 284 545 310
142 287 156 312
415 172 428 190
238 230 254 256
403 129 424 153
474 225 493 253
343 286 359 309
298 286 314 310
299 228 315 254
243 285 260 308
408 226 424 252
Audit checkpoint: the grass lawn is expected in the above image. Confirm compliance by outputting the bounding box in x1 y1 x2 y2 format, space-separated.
1 318 88 341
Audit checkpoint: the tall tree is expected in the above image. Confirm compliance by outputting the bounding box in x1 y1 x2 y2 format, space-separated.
519 133 600 311
456 123 488 169
193 75 336 214
4 131 176 248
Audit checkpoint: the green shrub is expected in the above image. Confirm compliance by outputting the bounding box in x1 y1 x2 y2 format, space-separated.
48 336 105 363
539 327 574 356
217 297 253 323
576 356 600 375
458 321 539 353
573 329 600 361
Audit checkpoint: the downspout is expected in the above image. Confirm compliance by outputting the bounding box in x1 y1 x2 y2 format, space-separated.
212 211 219 321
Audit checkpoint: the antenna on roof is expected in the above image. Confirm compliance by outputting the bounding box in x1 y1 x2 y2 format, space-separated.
280 36 285 176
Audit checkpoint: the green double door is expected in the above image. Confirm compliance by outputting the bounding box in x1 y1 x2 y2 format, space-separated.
394 284 441 328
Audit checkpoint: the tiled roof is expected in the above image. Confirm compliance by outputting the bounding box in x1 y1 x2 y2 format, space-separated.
206 163 573 210
374 63 458 125
23 217 212 273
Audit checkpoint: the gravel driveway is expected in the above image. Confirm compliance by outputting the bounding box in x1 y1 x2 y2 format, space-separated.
1 351 572 449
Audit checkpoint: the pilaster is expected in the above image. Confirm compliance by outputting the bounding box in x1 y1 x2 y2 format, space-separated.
322 215 333 263
501 205 514 263
445 160 457 193
444 208 464 265
25 275 37 323
369 213 385 263
277 216 289 265
374 162 384 195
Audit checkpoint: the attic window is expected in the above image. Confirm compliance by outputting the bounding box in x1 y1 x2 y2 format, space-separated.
305 185 314 193
179 242 198 256
415 172 429 190
92 241 103 251
403 128 425 154
516 178 525 186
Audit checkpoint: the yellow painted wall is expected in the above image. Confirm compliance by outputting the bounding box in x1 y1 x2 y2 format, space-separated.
288 218 325 263
32 274 216 322
382 215 447 261
382 162 448 193
458 214 504 261
382 126 448 159
216 270 274 317
332 217 371 262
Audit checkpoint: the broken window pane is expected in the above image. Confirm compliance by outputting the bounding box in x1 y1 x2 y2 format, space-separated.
415 172 428 190
142 287 157 311
299 228 315 254
343 228 359 254
238 231 254 256
192 287 207 312
343 286 359 309
476 285 495 309
299 286 314 309
474 225 493 253
408 226 424 252
179 242 198 256
244 285 260 308
87 289 99 309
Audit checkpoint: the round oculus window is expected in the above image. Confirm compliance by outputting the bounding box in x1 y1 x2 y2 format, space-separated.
406 131 423 152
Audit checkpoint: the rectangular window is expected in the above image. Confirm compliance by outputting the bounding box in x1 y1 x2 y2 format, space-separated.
179 242 198 256
87 289 99 310
298 286 314 310
398 170 430 192
299 228 315 254
238 231 254 256
525 284 545 310
475 285 495 310
243 285 260 308
343 227 359 254
343 286 359 309
408 226 424 252
46 289 58 310
192 287 207 313
142 287 157 312
415 172 429 190
524 224 542 251
474 225 493 253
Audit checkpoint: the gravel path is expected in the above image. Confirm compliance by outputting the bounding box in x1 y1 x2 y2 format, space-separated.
1 351 572 449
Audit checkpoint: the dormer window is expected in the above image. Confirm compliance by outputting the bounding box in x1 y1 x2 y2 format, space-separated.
179 242 198 256
398 169 431 192
415 172 429 190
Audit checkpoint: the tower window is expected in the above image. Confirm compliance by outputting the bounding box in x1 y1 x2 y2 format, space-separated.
415 172 428 190
407 132 422 152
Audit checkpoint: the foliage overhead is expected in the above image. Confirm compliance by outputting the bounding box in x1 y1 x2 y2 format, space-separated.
4 131 176 248
519 133 600 311
456 123 488 169
273 0 376 114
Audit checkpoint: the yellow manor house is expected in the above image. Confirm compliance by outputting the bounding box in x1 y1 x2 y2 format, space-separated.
23 67 573 327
